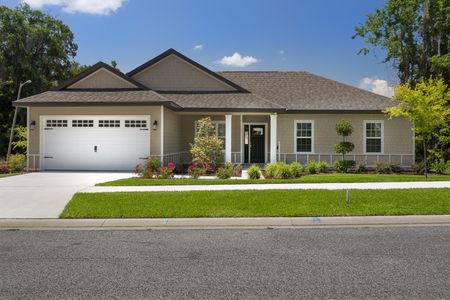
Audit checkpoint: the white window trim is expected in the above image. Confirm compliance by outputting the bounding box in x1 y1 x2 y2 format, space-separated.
363 120 384 154
294 120 314 154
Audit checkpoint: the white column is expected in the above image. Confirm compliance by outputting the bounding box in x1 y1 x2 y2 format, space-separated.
225 114 232 163
270 114 277 163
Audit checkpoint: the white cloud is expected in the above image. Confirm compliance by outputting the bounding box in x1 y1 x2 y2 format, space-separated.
279 50 285 55
218 52 259 67
193 44 204 50
358 77 394 97
22 0 126 15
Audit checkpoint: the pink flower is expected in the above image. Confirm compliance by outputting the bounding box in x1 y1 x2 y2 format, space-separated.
167 162 175 169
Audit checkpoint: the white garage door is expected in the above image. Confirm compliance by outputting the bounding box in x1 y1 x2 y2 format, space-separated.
42 115 150 171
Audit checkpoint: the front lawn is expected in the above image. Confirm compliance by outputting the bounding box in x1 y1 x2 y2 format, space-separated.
60 188 450 218
97 173 450 186
0 173 18 178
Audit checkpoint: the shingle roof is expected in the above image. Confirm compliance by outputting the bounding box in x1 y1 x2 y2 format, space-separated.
13 90 180 108
14 71 394 112
218 71 394 111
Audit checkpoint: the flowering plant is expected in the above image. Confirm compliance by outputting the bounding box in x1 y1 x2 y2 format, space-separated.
158 162 175 179
188 163 208 179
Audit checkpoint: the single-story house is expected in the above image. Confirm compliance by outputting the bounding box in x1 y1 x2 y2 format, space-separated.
14 48 414 171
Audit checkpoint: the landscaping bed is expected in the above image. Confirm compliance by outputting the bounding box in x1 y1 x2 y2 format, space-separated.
98 174 450 186
60 188 450 218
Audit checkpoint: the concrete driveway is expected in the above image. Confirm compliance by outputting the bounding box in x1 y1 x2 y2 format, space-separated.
0 172 133 218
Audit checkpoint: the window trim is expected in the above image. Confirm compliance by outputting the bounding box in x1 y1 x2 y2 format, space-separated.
363 120 384 154
294 120 314 154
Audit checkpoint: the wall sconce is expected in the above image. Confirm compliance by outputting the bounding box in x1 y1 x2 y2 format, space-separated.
29 120 36 131
152 120 158 130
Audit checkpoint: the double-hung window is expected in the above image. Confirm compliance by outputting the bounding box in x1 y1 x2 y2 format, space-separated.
364 121 383 153
295 121 313 153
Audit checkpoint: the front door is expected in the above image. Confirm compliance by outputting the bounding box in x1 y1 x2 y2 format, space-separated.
244 124 265 163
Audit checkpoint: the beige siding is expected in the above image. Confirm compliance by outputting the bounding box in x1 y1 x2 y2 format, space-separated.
277 114 414 155
68 69 137 89
131 55 236 92
163 107 182 154
28 106 162 170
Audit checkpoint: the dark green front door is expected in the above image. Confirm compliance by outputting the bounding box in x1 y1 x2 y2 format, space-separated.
244 124 265 163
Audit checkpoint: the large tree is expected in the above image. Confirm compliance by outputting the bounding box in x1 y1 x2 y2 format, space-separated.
0 4 79 156
353 0 449 85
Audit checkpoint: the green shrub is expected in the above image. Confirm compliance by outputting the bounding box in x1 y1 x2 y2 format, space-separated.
264 163 278 178
412 162 427 175
333 160 356 173
317 161 328 173
135 156 161 178
158 163 174 179
356 161 367 173
0 159 8 174
289 162 303 178
275 163 293 179
306 161 319 174
247 164 261 179
7 154 26 173
216 163 240 179
190 117 223 166
431 159 449 175
375 162 401 174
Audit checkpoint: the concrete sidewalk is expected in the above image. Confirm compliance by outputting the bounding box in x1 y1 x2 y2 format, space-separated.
82 181 450 193
1 215 449 230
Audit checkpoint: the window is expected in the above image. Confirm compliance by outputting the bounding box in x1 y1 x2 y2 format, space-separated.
364 121 383 153
46 120 67 127
295 121 313 153
72 120 93 127
125 120 147 128
99 120 120 128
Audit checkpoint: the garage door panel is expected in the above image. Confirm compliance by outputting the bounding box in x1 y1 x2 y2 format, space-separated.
42 116 150 171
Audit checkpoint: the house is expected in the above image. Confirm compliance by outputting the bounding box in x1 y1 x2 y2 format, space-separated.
14 48 414 171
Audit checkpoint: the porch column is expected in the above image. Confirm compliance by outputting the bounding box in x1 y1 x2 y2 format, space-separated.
270 114 277 163
225 114 232 162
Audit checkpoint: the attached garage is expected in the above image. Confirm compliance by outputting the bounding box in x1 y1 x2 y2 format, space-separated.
41 115 150 171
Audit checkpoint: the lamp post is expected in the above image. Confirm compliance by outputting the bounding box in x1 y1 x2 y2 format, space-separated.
7 80 32 158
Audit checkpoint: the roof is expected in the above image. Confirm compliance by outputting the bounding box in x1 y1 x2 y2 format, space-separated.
14 49 394 112
53 62 148 91
218 71 394 111
127 48 249 93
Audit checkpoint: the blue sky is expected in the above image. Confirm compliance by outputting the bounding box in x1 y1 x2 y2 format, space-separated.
5 0 395 96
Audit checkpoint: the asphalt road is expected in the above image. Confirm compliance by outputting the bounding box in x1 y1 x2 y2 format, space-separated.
1 226 449 299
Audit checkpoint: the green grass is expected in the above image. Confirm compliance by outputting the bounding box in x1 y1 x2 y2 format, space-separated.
60 188 450 218
97 173 450 186
0 173 18 178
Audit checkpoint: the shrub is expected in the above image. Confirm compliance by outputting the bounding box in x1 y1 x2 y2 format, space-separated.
188 163 208 179
375 162 401 174
158 162 175 179
317 161 328 173
0 159 8 174
264 163 278 178
412 161 427 175
333 160 356 173
247 164 261 179
306 161 319 174
275 163 293 179
7 154 26 173
190 117 223 166
289 162 303 178
135 156 161 178
431 159 449 175
216 163 240 179
356 161 367 173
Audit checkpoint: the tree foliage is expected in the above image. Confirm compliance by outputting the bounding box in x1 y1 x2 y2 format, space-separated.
385 77 450 175
190 117 224 166
353 0 450 84
0 4 79 156
334 119 355 172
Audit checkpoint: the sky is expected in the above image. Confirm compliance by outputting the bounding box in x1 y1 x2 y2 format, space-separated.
4 0 396 96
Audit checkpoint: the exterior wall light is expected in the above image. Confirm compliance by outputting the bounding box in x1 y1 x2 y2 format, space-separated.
29 120 36 130
152 120 158 130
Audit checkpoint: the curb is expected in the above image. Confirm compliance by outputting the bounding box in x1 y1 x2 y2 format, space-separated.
1 215 450 230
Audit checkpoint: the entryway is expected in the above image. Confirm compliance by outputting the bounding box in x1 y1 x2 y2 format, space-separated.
243 123 267 163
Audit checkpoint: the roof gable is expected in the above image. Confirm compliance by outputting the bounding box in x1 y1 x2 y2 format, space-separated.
54 62 148 91
127 48 248 93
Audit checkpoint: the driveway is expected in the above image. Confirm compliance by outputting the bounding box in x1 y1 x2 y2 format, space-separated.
0 172 133 218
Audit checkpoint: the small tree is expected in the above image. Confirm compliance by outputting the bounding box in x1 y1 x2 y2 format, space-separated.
12 126 27 154
384 78 450 178
334 119 355 172
190 117 223 167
